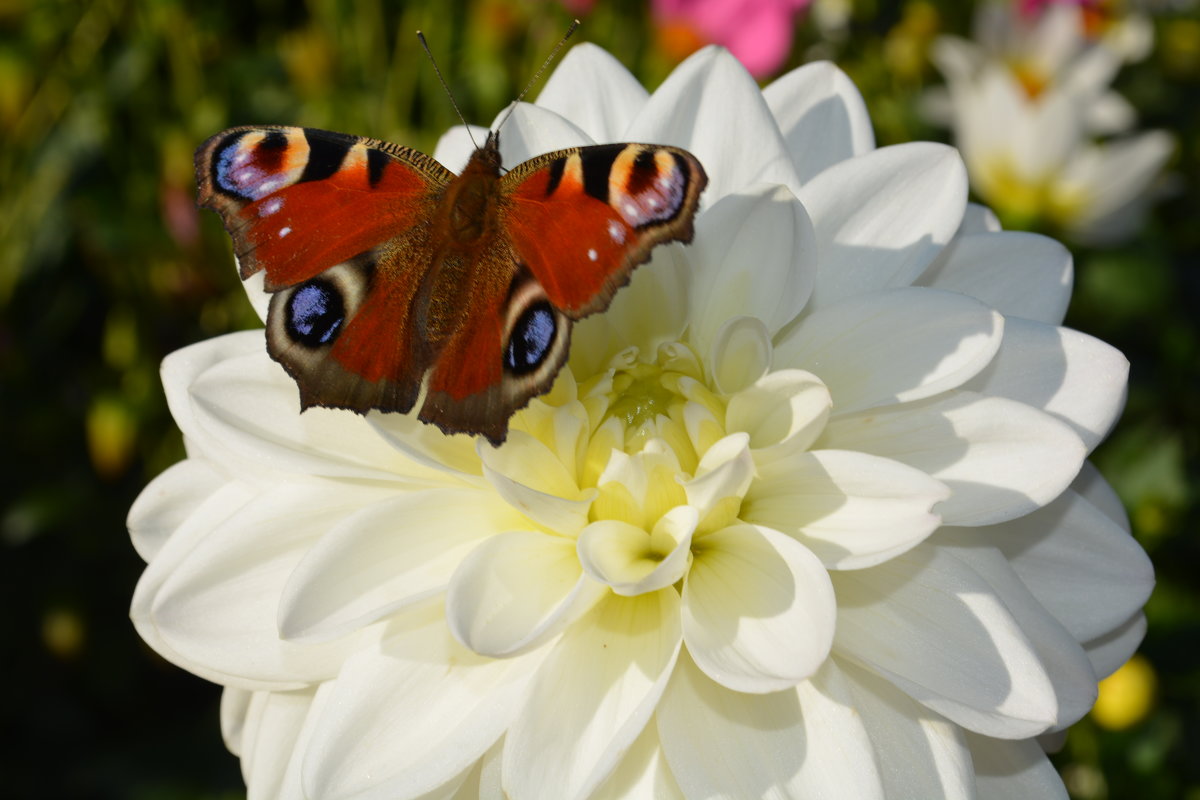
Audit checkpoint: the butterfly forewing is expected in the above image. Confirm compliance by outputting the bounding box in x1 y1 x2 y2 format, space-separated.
501 143 708 316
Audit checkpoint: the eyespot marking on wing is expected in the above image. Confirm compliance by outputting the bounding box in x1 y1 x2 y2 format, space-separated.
609 148 690 229
286 278 346 347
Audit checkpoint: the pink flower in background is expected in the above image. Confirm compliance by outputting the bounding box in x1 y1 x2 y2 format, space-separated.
653 0 811 77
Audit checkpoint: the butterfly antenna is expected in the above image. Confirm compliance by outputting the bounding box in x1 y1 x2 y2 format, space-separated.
493 19 581 134
416 30 479 150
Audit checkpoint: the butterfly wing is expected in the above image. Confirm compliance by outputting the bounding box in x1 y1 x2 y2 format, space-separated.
416 141 707 443
501 143 708 316
196 126 456 414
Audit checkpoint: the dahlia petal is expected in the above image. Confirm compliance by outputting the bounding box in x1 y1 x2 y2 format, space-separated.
838 659 975 800
278 489 527 643
966 318 1128 452
742 449 950 569
221 686 252 756
965 734 1068 800
682 524 835 692
161 331 263 443
133 481 391 689
919 231 1073 325
935 543 1098 729
128 458 225 562
951 489 1153 644
726 369 830 457
304 604 542 800
821 392 1087 526
187 344 444 483
503 591 681 800
775 288 1004 414
490 102 594 165
710 316 772 395
1071 461 1129 528
578 506 698 596
796 143 968 309
960 202 1003 233
625 46 802 201
657 653 885 799
833 546 1072 738
476 742 504 800
240 688 319 800
370 413 485 479
1083 612 1147 680
684 433 755 530
537 43 649 143
432 125 492 174
763 60 876 183
571 246 691 379
448 530 605 657
479 432 594 533
687 185 816 359
591 715 685 799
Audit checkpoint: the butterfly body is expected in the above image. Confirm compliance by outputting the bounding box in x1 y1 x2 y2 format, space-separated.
196 123 707 444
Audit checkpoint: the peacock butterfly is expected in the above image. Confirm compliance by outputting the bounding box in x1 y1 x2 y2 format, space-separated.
195 117 707 445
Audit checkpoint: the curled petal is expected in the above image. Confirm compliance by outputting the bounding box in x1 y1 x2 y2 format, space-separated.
776 288 1005 415
578 506 698 596
709 316 772 396
919 231 1073 326
966 317 1129 453
279 489 527 643
448 530 605 657
687 185 816 359
965 733 1069 800
626 46 801 201
537 43 649 143
821 391 1087 527
658 653 885 799
833 545 1089 738
503 591 682 800
743 449 949 569
796 143 967 310
682 524 835 692
304 605 544 800
764 60 876 183
726 369 831 458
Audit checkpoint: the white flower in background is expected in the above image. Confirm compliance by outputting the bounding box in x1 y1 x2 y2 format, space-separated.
130 44 1154 799
927 3 1173 243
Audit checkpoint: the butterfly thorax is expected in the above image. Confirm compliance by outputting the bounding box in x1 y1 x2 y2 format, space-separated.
444 137 504 244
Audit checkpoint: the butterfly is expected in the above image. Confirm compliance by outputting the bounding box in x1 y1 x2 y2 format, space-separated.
195 123 708 445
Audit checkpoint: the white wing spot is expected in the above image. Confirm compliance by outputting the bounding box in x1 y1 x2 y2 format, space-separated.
608 220 626 243
259 197 284 217
648 197 660 209
279 226 292 238
587 248 598 261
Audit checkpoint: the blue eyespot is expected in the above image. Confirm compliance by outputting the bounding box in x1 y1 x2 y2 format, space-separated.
286 279 344 347
505 303 556 374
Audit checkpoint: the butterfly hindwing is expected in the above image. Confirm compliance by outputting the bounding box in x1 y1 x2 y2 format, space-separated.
196 126 456 415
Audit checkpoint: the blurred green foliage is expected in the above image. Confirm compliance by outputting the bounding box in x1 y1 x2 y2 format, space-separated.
1 1 1196 797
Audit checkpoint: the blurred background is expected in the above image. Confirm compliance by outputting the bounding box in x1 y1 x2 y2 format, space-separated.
1 0 1196 797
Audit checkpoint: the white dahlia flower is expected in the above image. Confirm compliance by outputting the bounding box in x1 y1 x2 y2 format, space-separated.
926 4 1173 244
130 44 1154 799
